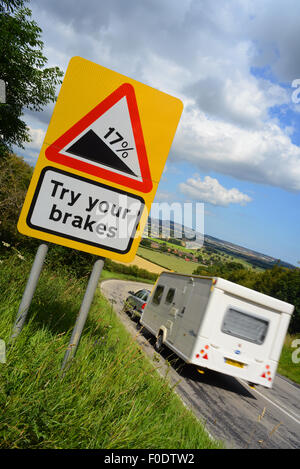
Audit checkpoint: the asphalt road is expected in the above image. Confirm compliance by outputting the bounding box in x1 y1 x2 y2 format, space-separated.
100 278 300 449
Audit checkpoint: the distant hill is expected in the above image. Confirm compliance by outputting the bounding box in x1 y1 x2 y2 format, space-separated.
144 218 295 270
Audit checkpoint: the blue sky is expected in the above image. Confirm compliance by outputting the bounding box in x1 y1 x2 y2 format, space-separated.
156 160 300 264
15 0 300 266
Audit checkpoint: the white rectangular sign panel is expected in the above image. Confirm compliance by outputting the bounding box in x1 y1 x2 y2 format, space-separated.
27 167 145 254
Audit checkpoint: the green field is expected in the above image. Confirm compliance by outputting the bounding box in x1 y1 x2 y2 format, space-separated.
0 253 222 449
145 238 256 271
148 238 195 253
137 246 200 274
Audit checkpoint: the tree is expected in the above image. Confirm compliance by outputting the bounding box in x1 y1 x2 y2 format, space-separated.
0 152 34 245
0 0 63 155
193 261 300 333
140 238 152 248
159 242 168 252
0 1 25 13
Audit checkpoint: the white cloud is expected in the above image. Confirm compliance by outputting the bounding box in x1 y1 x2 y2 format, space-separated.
19 127 46 165
154 191 174 202
247 0 300 82
28 127 45 150
26 0 300 192
185 74 289 130
174 108 300 191
179 175 252 206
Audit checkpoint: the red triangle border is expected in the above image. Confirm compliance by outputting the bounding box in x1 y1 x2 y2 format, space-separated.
45 83 153 193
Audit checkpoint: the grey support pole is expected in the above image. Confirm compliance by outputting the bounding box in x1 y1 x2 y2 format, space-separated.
10 243 49 342
61 257 104 373
0 79 6 104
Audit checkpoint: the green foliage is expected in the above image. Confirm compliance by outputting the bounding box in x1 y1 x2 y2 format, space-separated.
251 265 300 333
0 153 157 282
0 1 63 154
193 262 300 333
104 258 158 282
140 237 152 247
168 237 183 247
0 254 222 449
277 334 300 384
0 1 26 13
0 153 36 247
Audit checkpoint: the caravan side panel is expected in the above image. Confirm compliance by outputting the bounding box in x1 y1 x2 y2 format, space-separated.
172 277 212 360
192 284 293 387
141 273 212 360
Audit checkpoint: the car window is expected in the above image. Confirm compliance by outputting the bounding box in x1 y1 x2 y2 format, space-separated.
165 288 175 304
134 290 145 298
152 285 164 305
141 292 149 301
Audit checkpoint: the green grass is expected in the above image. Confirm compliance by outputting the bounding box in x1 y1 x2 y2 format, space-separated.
137 247 200 275
277 334 300 385
147 238 195 253
0 253 222 449
100 269 154 284
147 238 257 271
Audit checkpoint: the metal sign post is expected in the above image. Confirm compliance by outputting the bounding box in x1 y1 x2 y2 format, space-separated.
10 243 48 343
60 257 104 373
0 79 6 104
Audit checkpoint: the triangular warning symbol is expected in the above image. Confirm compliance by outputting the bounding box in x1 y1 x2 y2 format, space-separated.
66 129 137 176
45 83 152 193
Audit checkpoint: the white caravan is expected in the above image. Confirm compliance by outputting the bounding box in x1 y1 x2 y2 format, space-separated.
140 272 294 388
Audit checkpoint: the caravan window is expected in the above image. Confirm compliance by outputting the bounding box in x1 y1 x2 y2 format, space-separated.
152 285 164 305
165 288 175 304
221 308 269 345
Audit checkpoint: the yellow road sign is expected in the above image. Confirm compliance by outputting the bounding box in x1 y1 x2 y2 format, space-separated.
17 56 183 262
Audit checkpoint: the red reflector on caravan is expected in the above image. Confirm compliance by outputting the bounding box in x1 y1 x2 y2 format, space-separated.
261 365 272 380
202 353 208 360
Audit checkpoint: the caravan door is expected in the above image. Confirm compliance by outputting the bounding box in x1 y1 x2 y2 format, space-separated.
166 279 195 346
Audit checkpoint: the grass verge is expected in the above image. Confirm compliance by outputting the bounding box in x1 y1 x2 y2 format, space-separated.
0 253 222 449
277 334 300 385
100 269 154 284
